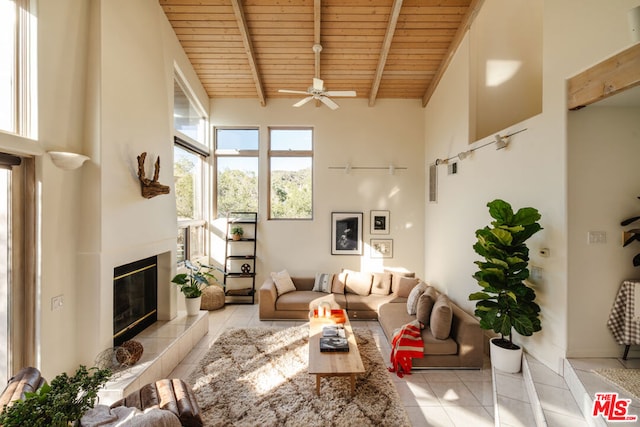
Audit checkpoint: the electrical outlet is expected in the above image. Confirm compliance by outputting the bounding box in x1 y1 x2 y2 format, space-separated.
51 295 64 311
588 231 607 244
530 266 543 283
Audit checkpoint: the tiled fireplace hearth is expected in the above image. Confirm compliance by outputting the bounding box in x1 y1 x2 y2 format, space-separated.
98 310 208 404
94 251 209 404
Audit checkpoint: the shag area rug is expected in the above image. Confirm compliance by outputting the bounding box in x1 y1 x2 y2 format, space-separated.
186 325 410 427
593 369 640 400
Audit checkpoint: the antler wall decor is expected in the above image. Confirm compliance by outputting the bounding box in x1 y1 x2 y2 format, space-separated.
137 152 170 199
621 196 640 266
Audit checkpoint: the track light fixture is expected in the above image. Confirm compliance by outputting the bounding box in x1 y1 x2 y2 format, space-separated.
433 128 527 166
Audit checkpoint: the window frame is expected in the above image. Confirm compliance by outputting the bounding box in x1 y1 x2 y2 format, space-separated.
173 71 210 266
0 0 36 139
267 126 314 221
213 126 260 218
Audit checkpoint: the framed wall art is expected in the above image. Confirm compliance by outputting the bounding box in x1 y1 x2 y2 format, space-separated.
331 212 363 255
371 239 393 258
370 210 390 234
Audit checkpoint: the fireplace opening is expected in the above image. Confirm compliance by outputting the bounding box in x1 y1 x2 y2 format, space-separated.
113 256 158 346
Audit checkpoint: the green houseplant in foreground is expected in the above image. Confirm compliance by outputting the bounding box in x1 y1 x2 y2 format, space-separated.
0 365 111 427
171 260 215 298
469 199 543 352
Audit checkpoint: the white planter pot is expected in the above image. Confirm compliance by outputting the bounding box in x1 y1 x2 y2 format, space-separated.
185 296 202 316
490 337 523 373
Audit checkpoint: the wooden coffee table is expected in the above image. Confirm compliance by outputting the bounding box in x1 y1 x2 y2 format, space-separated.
308 309 365 396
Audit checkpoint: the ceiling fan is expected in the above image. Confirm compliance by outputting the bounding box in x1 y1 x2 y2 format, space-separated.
278 77 356 110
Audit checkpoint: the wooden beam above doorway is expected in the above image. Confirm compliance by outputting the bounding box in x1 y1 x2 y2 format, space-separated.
567 43 640 110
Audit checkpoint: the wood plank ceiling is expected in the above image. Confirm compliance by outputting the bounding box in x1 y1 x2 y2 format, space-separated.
159 0 482 107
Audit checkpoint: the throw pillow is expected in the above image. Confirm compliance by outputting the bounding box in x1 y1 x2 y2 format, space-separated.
344 270 374 296
332 271 347 294
430 294 453 340
396 276 420 298
406 281 429 315
385 268 416 294
371 272 392 295
312 273 334 293
416 291 436 326
270 269 297 296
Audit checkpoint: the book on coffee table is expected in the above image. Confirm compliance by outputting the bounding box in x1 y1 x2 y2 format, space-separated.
322 325 345 338
319 337 350 352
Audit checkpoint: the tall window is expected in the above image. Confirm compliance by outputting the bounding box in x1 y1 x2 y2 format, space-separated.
215 128 259 217
0 0 35 137
269 128 313 220
173 74 209 264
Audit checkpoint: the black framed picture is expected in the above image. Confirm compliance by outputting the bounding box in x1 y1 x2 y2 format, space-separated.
331 212 363 255
371 239 393 258
370 210 390 234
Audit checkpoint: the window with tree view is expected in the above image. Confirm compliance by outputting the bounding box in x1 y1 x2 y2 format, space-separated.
215 128 259 217
173 73 208 264
269 128 313 220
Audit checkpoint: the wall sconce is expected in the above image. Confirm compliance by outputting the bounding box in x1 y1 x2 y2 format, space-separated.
48 151 90 170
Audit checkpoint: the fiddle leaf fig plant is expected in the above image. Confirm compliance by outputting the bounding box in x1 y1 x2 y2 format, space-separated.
469 199 543 349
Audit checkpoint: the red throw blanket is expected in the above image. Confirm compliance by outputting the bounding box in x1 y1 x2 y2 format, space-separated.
389 320 424 378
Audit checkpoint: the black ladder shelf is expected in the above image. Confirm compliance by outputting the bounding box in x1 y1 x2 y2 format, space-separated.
223 212 257 304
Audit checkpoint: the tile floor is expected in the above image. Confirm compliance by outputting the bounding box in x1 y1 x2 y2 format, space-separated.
168 304 498 427
165 304 640 426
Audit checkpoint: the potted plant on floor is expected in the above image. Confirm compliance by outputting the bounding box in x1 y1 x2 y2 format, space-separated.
171 260 216 315
469 199 543 373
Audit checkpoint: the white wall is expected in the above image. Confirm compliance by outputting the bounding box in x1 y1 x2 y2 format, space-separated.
210 98 425 283
423 0 639 373
0 0 207 377
567 106 640 357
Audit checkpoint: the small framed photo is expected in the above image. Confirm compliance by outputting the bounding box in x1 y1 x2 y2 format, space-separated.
331 212 363 255
370 210 390 234
371 239 393 258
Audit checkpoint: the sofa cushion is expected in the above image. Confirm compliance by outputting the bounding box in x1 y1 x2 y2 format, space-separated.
416 292 436 326
344 270 373 296
276 291 347 311
406 281 429 315
378 302 457 355
385 268 416 294
309 293 346 311
312 273 334 293
345 293 396 312
332 271 347 294
396 276 420 298
371 272 392 295
430 294 453 339
271 269 297 296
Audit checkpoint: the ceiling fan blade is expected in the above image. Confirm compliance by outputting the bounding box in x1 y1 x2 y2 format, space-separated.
293 96 314 107
279 89 309 95
313 78 324 91
325 90 356 97
319 96 339 110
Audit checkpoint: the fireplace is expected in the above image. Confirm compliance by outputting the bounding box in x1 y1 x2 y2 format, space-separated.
113 256 158 346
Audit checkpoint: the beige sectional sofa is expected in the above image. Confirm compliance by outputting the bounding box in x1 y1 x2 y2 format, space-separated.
259 270 484 369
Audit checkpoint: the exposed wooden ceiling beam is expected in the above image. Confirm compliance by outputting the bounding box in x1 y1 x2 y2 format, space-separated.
368 0 403 107
230 0 266 106
567 43 640 110
421 0 484 107
314 0 321 79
